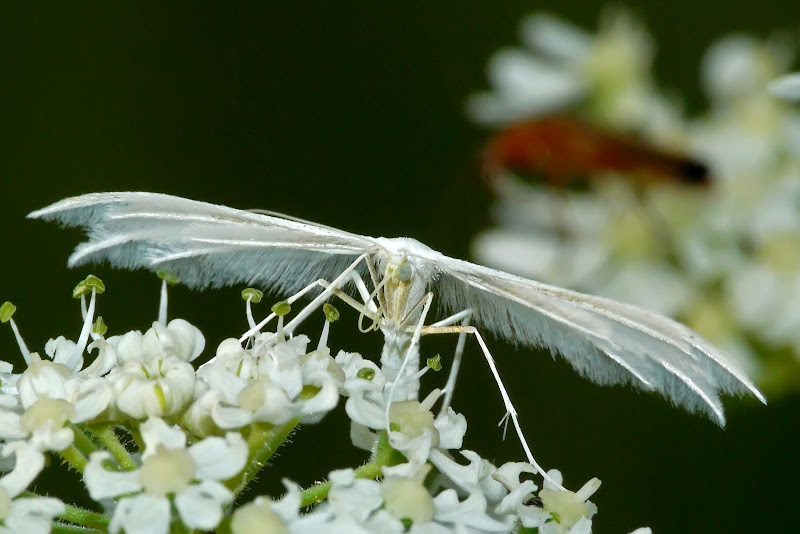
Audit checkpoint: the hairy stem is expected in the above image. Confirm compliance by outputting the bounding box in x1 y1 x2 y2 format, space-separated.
92 424 137 471
69 423 98 456
230 418 300 495
52 524 103 534
299 431 404 507
58 445 88 473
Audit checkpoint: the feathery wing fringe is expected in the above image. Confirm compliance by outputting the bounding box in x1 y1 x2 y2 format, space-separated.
30 192 765 425
432 255 765 424
28 192 376 295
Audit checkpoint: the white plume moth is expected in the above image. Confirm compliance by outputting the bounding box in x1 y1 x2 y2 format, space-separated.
29 192 766 480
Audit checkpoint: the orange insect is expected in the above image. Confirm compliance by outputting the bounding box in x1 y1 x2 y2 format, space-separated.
481 115 710 189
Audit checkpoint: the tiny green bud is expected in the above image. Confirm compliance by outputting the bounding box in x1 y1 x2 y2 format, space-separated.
84 275 105 294
0 302 16 323
157 271 179 286
241 288 264 303
323 303 340 323
93 316 108 336
271 301 291 316
389 422 401 432
426 355 442 372
357 367 375 381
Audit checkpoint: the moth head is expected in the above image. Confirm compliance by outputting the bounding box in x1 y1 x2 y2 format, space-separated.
386 257 414 286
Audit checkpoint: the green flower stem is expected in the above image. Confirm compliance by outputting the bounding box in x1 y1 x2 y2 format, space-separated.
58 445 88 473
59 502 111 530
230 418 300 495
52 523 103 534
129 427 145 451
69 423 98 456
300 459 384 507
92 424 137 471
300 431 404 507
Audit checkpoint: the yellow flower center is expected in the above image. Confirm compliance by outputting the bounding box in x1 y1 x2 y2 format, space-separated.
389 401 439 445
380 476 435 524
231 498 289 534
138 446 195 496
20 397 76 433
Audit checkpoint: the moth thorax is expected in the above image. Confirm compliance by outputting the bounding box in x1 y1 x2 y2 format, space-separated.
382 258 427 328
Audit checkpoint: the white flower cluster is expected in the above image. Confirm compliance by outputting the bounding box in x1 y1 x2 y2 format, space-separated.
469 9 800 394
0 276 648 533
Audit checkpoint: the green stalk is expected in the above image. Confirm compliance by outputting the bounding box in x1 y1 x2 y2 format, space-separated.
300 459 384 507
69 423 98 456
59 502 111 530
91 424 137 471
51 524 103 534
230 418 300 495
299 431 404 507
58 445 88 473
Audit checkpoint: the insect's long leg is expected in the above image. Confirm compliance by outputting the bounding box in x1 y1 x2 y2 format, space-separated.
349 271 378 314
425 309 474 414
238 279 325 342
419 321 563 490
384 292 434 430
365 255 387 314
284 253 369 336
238 254 370 342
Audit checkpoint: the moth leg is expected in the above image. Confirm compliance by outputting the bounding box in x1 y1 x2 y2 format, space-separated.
238 253 372 341
424 309 474 414
419 321 562 489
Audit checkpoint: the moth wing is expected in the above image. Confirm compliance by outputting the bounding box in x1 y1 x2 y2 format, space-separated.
29 192 379 294
423 252 765 425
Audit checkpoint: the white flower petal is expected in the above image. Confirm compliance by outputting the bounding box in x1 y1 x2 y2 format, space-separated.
188 432 247 481
5 496 65 534
433 408 466 450
769 73 800 101
140 418 186 456
211 405 253 430
0 411 25 440
0 443 45 497
109 493 170 534
109 330 145 365
175 480 233 530
84 451 142 500
72 377 113 422
164 319 206 362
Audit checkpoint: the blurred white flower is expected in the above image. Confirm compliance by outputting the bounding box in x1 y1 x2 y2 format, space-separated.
0 441 64 534
770 73 800 101
84 417 247 534
469 11 800 393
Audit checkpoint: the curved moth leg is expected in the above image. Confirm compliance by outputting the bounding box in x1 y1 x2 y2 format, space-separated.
419 320 563 490
238 253 374 341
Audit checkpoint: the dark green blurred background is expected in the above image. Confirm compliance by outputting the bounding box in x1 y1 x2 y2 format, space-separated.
1 2 798 532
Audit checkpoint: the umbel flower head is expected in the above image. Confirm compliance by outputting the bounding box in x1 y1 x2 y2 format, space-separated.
1 275 640 533
469 8 800 395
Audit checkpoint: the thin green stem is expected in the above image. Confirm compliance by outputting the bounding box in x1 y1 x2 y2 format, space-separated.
129 428 145 452
69 423 98 456
230 418 300 495
91 424 137 471
60 502 111 530
58 445 88 473
299 431 403 507
52 524 103 534
300 459 384 507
